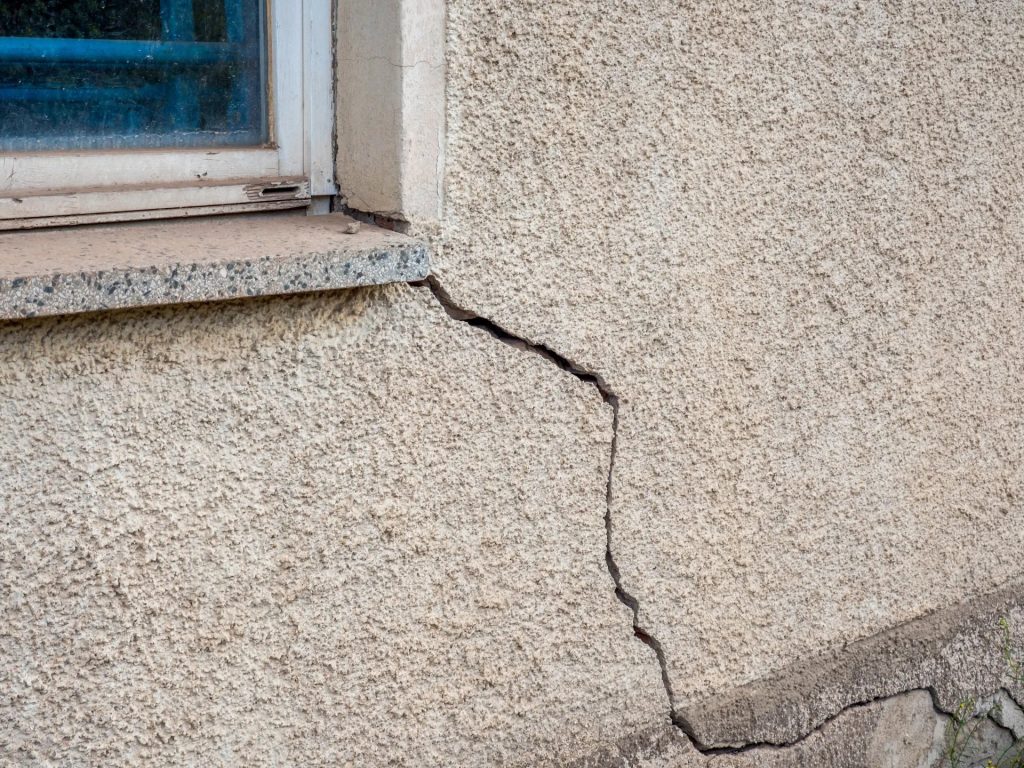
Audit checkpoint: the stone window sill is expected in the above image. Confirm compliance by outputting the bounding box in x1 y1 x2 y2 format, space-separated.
0 211 429 321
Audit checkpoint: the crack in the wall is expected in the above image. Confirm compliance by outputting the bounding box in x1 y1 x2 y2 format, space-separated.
410 276 915 759
690 686 953 757
412 275 679 725
410 276 1018 762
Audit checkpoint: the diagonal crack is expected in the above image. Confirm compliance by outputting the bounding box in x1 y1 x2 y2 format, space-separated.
411 276 993 761
414 275 616 401
412 275 678 720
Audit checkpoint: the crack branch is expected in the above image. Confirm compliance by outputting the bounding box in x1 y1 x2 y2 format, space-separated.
684 687 953 756
415 275 615 402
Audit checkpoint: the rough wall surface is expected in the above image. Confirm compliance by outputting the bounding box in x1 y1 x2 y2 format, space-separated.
3 0 1024 765
0 287 667 766
438 0 1024 726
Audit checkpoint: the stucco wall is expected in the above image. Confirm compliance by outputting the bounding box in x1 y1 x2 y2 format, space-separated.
2 0 1024 765
0 288 665 765
438 0 1024 736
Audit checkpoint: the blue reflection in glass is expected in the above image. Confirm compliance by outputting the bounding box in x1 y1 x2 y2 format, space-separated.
0 0 267 152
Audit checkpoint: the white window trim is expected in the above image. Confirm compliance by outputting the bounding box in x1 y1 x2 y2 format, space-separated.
0 0 337 231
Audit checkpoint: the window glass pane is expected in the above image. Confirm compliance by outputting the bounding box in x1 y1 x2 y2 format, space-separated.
0 0 267 152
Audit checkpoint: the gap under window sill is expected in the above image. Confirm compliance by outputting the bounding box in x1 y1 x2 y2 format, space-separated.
0 210 429 321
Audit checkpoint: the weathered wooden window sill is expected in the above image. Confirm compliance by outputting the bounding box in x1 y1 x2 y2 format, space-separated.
0 211 429 320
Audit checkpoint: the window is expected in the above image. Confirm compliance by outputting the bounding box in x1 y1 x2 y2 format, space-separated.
0 0 335 230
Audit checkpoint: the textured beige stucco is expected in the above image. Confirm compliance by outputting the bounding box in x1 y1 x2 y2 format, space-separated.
3 0 1024 764
438 0 1024 719
0 287 667 765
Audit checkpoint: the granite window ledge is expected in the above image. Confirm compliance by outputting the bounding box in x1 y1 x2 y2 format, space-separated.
0 211 429 321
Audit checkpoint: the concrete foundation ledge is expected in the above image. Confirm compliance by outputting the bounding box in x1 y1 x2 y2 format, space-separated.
677 578 1024 751
0 211 429 320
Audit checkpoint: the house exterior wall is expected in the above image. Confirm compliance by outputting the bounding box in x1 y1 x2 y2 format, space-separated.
2 1 1023 765
0 288 666 765
437 0 1024 737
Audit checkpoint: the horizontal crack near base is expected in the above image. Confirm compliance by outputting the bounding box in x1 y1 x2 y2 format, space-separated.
685 687 953 756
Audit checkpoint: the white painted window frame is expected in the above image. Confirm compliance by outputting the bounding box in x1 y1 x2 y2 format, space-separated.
0 0 337 230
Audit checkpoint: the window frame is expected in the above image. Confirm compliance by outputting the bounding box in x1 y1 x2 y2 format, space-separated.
0 0 336 230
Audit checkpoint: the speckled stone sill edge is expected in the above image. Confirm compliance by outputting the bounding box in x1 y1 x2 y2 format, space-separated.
0 226 430 322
